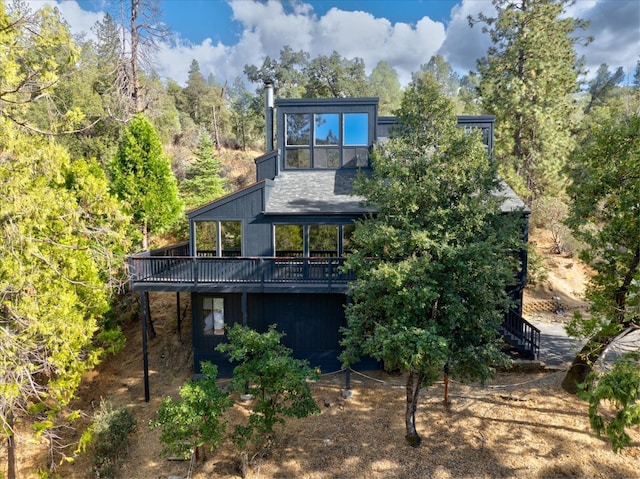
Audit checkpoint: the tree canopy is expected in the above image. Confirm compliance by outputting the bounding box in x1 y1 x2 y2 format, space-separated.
473 0 585 202
561 113 640 394
341 74 522 446
1 3 132 475
109 113 182 250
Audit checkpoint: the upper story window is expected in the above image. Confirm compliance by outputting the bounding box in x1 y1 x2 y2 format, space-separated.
457 116 494 155
285 112 370 169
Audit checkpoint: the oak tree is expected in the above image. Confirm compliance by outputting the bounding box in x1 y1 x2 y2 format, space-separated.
561 114 640 393
341 74 522 447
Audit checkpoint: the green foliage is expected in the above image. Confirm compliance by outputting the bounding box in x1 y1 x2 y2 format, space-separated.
414 55 460 99
1 2 80 132
1 8 132 477
217 324 320 451
526 245 549 287
179 132 227 211
82 400 137 479
584 63 626 114
229 77 264 150
0 127 131 471
579 353 640 452
368 61 402 116
149 362 232 460
304 51 371 98
565 114 640 338
561 113 640 392
109 113 182 248
473 0 585 202
341 74 520 444
244 45 310 98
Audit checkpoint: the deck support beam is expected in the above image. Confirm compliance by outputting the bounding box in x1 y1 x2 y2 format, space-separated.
141 291 150 402
176 292 182 342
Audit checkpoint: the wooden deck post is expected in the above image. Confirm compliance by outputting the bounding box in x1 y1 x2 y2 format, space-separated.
141 291 150 402
176 292 182 342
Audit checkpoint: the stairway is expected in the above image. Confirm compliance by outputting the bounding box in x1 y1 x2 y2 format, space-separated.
500 308 541 360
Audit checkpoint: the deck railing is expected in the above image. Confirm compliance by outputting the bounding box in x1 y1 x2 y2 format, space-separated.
129 254 354 288
502 308 540 360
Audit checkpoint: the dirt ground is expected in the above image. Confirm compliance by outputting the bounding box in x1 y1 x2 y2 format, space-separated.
7 228 640 478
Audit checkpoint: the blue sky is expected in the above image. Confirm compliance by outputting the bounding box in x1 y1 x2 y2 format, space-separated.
31 0 640 88
161 0 460 45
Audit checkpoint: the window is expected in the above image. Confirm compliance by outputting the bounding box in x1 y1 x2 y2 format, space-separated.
195 221 217 256
194 220 242 257
275 224 303 257
203 297 225 336
285 112 370 169
314 114 340 169
274 224 353 257
343 113 370 167
309 225 338 257
220 221 241 257
286 114 311 168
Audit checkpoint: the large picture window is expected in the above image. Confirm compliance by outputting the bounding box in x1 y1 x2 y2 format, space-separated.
285 112 370 169
274 224 353 257
194 220 242 257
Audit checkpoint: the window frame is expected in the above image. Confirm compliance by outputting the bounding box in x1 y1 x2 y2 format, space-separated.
193 220 243 257
202 296 225 337
284 111 370 169
278 99 377 170
273 223 355 257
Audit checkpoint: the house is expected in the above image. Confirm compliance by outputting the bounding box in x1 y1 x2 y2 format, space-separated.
129 85 539 400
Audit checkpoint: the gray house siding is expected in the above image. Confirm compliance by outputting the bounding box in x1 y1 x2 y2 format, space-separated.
129 97 535 397
191 291 370 375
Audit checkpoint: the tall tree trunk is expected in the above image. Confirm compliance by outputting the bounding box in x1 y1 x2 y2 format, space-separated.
405 370 424 447
212 104 221 155
7 410 15 479
130 0 142 113
142 219 148 251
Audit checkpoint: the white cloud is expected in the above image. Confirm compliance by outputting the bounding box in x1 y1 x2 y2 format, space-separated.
439 0 495 74
156 0 447 88
25 0 640 88
26 0 104 41
571 0 640 80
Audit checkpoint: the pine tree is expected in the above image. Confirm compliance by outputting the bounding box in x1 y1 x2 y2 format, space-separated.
472 0 586 202
368 61 402 116
179 132 227 211
109 114 182 250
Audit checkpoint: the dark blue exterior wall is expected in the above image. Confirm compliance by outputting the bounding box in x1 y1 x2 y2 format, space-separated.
192 291 378 376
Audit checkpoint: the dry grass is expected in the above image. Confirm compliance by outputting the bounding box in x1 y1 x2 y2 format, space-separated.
7 230 639 478
36 291 635 479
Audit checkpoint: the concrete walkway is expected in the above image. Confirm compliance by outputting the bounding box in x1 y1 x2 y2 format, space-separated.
532 318 583 366
529 314 640 368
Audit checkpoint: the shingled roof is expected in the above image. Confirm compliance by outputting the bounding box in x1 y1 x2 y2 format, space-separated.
264 170 375 215
263 169 527 215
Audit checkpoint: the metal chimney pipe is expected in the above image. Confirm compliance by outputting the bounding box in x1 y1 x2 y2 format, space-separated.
264 81 274 151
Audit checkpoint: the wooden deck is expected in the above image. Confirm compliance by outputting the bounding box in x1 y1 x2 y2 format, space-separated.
128 253 354 293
